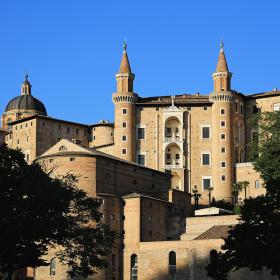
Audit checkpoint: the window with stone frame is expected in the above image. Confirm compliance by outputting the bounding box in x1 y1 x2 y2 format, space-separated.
202 126 210 139
137 154 145 166
137 127 145 139
202 153 210 166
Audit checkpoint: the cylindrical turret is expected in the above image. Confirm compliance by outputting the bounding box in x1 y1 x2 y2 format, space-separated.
112 42 138 162
210 43 234 202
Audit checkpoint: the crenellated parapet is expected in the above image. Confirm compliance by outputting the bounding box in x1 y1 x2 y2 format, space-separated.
209 91 234 103
112 93 138 104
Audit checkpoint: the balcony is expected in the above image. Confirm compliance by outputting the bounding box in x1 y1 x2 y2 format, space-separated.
164 134 183 143
165 161 182 169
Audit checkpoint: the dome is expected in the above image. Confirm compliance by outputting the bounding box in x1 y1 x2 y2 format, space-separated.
5 95 47 115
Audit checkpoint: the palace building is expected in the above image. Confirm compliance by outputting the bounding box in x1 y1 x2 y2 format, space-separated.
0 43 279 279
1 42 276 202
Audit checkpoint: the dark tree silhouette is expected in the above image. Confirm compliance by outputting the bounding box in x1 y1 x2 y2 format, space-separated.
0 144 115 279
207 111 280 279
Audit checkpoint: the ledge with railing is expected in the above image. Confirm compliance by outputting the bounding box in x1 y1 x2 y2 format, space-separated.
164 135 183 143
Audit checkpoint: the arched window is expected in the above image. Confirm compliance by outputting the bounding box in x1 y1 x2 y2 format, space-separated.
7 118 12 131
59 145 67 151
209 250 218 265
130 254 138 280
168 251 176 276
50 257 56 275
234 147 239 164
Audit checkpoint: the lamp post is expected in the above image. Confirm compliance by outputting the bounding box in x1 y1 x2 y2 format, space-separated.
192 185 201 210
208 186 214 216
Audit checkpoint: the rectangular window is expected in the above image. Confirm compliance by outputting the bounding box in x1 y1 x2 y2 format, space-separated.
76 128 79 135
137 127 145 139
50 258 56 275
202 176 212 190
220 120 226 128
220 133 226 140
202 153 210 166
235 101 238 112
166 127 172 134
122 135 127 142
166 153 171 160
255 180 261 188
137 154 145 166
221 147 226 154
67 127 70 133
221 175 226 182
175 153 180 160
202 126 210 139
122 108 127 115
204 106 208 110
273 103 280 111
122 122 127 128
122 148 127 155
220 108 225 115
42 122 46 127
221 161 226 168
240 104 244 115
70 157 75 161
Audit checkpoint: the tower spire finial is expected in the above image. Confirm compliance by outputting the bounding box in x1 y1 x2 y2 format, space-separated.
220 40 224 51
123 38 127 53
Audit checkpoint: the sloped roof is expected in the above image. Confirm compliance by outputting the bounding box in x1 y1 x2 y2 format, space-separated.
194 225 232 240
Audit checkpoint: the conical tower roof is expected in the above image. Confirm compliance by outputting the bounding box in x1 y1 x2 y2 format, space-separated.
216 43 229 72
119 41 131 73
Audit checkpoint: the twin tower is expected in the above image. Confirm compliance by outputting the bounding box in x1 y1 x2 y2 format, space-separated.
113 42 236 200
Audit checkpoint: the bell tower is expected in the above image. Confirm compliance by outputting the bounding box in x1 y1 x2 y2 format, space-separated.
210 43 234 202
112 42 138 162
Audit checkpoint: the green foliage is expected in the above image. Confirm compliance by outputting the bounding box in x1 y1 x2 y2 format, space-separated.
251 111 280 189
0 144 116 279
207 190 280 279
207 111 280 279
233 205 241 215
231 181 249 206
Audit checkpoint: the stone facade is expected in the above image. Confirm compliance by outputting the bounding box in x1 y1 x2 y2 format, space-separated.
123 213 277 280
1 43 279 279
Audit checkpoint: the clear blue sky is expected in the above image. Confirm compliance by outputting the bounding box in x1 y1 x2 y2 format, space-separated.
0 0 279 124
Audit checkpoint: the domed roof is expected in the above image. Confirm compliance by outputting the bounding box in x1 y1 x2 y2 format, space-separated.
4 75 47 115
5 95 47 115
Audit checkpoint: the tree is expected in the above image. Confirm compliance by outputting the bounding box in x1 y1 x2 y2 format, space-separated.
192 185 201 210
0 144 115 279
231 181 249 207
207 111 280 279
